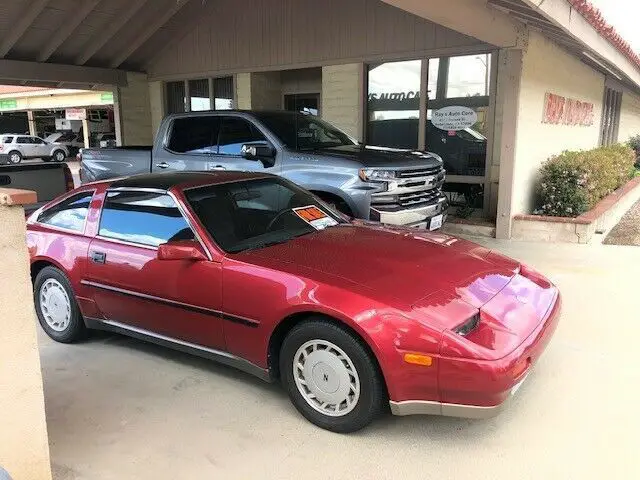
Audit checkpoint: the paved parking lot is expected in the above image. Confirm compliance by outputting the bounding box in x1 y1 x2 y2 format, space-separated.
40 238 639 480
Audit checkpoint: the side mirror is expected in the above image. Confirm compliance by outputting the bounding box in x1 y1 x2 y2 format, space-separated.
157 240 207 261
241 142 275 160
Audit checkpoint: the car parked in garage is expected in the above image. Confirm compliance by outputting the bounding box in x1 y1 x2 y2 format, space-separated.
0 134 69 164
26 171 560 432
45 132 84 157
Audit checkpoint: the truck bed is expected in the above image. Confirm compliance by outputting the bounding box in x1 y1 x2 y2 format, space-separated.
79 146 153 183
0 161 72 215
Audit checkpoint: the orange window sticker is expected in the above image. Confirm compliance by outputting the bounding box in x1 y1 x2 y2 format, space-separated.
293 205 339 230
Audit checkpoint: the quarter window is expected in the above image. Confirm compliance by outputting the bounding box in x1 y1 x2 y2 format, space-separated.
218 117 266 155
99 191 194 247
37 191 94 232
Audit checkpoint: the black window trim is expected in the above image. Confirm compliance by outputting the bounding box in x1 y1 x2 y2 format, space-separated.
96 187 212 260
35 189 96 235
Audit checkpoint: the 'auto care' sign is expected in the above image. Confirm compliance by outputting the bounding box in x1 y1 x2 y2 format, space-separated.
432 106 478 131
543 93 594 126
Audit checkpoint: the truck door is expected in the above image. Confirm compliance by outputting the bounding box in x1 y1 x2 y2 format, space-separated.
212 116 277 173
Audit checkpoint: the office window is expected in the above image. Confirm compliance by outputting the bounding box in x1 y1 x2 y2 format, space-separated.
166 81 186 114
214 77 234 110
601 87 622 146
367 60 421 149
189 79 211 111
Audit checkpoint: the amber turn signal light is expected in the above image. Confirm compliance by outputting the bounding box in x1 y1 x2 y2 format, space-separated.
403 353 433 367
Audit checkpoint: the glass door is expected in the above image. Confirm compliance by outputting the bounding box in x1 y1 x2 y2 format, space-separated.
425 54 492 214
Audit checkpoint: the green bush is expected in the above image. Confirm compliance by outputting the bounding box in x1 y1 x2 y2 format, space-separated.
534 144 636 217
628 135 640 168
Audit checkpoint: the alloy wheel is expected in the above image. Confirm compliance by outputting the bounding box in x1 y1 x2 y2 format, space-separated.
39 278 72 332
293 339 361 417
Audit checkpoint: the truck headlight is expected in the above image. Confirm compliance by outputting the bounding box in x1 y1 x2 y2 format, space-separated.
359 169 396 181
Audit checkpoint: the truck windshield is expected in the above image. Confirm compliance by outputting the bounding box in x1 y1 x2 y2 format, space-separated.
253 112 357 151
185 177 346 253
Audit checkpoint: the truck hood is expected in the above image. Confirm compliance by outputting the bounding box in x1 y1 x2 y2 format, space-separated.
242 224 520 308
310 144 443 169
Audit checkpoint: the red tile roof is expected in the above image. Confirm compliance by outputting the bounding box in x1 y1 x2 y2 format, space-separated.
568 0 640 69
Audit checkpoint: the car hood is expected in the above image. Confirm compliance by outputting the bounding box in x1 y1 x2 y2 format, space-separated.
309 144 443 169
242 224 520 309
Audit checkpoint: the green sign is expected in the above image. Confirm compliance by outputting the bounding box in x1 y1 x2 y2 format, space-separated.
0 99 17 110
100 92 114 102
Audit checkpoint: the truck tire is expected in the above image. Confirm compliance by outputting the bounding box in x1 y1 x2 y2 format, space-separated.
279 318 385 433
8 150 22 164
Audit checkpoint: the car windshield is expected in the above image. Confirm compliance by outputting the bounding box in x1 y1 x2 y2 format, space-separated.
184 177 346 253
253 112 357 151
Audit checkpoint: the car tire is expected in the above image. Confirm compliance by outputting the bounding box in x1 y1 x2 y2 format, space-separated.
8 150 22 164
280 318 385 433
33 266 86 343
52 150 66 162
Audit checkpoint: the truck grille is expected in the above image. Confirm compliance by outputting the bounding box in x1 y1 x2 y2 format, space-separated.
396 166 443 178
398 189 441 206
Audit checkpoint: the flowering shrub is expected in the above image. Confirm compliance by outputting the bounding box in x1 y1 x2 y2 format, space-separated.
534 144 636 217
628 135 640 168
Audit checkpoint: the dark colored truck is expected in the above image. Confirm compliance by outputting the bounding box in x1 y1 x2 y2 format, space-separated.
0 157 74 216
80 111 448 229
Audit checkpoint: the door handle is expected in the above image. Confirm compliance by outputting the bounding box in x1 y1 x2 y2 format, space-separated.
90 251 106 264
211 165 226 170
156 162 170 169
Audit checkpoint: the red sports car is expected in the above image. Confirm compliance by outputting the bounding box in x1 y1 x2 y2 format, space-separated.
26 172 560 432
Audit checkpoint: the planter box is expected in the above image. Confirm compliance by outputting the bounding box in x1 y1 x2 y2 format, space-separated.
512 177 640 244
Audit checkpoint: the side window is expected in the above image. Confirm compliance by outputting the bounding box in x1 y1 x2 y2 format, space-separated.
167 116 221 154
218 117 266 155
33 137 45 144
1 136 14 143
99 191 194 247
37 191 94 232
17 136 32 144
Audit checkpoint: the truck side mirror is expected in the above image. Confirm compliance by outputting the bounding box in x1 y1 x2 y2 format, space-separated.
241 142 275 160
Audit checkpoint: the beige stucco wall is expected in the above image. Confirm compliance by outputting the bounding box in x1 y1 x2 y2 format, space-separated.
113 72 153 146
321 64 364 141
618 88 640 143
148 81 165 139
511 31 605 216
233 72 282 110
0 202 52 480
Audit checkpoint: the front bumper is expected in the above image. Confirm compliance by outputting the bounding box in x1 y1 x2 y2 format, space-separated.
389 373 529 419
389 293 561 419
370 195 448 227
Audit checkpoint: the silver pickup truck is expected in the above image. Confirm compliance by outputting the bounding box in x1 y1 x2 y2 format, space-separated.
79 111 448 229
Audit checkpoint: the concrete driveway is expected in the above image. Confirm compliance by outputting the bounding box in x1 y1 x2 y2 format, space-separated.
39 238 640 480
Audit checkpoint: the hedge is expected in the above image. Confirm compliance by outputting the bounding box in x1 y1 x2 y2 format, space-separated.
534 144 636 217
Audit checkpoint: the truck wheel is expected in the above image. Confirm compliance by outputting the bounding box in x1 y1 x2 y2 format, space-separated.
8 150 22 164
52 150 66 162
33 266 86 343
279 318 385 433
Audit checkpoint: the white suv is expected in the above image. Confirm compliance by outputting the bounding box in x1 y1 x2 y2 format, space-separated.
0 134 69 164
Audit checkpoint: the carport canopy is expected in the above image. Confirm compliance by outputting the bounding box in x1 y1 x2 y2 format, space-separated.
0 0 204 89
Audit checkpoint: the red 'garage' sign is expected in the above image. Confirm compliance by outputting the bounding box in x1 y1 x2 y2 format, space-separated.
542 92 595 126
